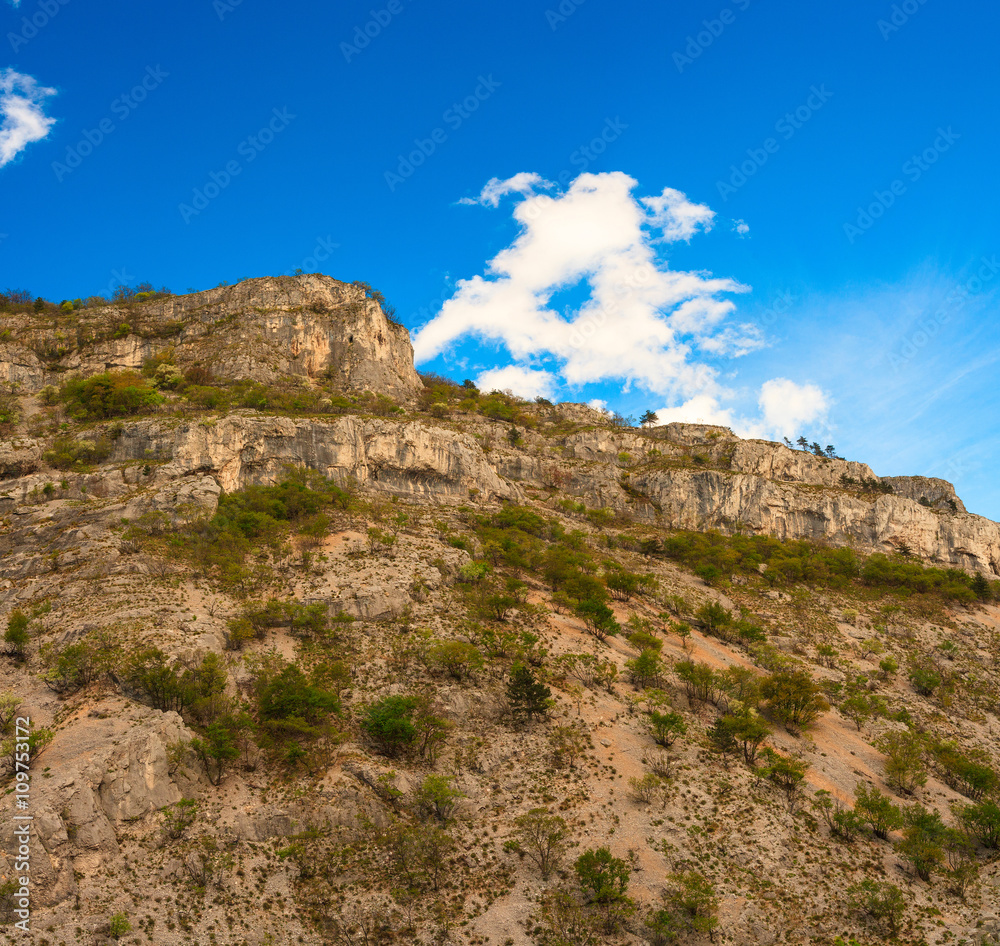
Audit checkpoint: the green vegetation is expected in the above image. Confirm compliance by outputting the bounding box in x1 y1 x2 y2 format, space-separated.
3 610 30 661
647 529 984 603
166 472 352 592
60 370 163 420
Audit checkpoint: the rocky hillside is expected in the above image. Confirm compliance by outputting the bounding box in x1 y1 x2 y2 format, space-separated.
0 275 421 400
1 277 999 946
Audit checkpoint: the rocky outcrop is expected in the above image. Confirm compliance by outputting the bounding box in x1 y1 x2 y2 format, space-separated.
0 274 422 401
0 342 46 391
0 436 42 478
523 423 1000 575
109 413 517 503
0 701 196 907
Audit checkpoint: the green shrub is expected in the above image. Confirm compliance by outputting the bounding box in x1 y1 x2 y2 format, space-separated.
845 879 906 935
60 370 163 420
761 670 829 730
361 695 419 756
108 912 132 939
506 661 551 725
3 610 30 661
43 435 112 470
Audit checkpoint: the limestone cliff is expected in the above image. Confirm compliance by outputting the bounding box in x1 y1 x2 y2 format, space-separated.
0 274 421 400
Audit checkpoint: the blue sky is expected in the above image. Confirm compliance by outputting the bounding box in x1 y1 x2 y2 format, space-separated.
2 0 999 518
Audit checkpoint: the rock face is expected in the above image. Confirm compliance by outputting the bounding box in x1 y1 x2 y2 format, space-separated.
0 274 422 400
540 414 1000 575
108 413 517 502
0 701 196 907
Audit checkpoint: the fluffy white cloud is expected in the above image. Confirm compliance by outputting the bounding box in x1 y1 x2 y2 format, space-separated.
414 172 751 406
417 171 830 441
653 394 737 428
757 378 830 438
640 186 715 242
0 69 56 168
649 380 829 442
476 364 557 400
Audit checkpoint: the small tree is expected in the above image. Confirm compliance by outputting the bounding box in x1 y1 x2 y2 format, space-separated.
108 913 132 939
3 610 30 661
549 724 588 769
648 710 686 748
839 693 874 731
575 599 620 642
854 782 903 840
574 847 633 932
762 749 809 809
412 774 464 823
189 720 238 786
626 649 665 689
898 804 947 881
639 410 659 427
361 695 419 757
876 729 927 795
761 669 829 731
955 799 1000 849
506 661 551 725
629 772 665 804
846 879 906 935
0 692 22 733
647 871 719 943
513 809 568 879
909 664 941 696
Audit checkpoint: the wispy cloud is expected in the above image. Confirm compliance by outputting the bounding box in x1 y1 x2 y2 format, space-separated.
0 69 57 168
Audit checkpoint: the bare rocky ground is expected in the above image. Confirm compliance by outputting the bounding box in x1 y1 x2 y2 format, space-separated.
0 280 998 945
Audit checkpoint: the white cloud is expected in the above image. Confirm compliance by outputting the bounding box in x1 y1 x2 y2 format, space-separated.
415 171 749 406
459 172 552 207
757 378 830 439
640 186 715 242
733 219 750 237
653 395 737 428
0 69 57 168
476 364 558 400
417 171 832 440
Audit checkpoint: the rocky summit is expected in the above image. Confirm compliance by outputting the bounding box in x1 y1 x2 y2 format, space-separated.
1 276 998 946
